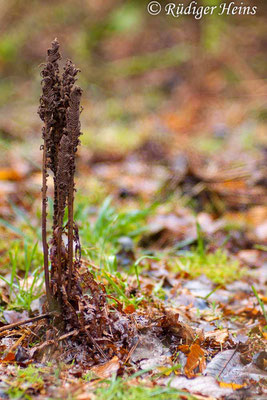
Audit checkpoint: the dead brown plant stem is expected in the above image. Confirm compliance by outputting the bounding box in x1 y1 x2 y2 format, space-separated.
57 230 62 289
42 127 52 308
0 313 53 333
67 178 74 295
57 191 64 290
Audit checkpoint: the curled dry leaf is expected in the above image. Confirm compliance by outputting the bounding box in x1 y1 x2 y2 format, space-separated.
90 356 120 378
184 343 206 378
163 308 195 344
205 329 229 344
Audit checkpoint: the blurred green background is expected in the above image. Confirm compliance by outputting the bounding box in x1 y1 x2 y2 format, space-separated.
0 0 266 202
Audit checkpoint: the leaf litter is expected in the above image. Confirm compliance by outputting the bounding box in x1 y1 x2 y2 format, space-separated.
0 22 266 400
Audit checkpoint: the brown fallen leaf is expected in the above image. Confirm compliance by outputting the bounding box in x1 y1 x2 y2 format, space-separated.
163 308 195 344
91 356 120 378
178 344 190 354
219 382 245 390
254 351 267 371
124 304 136 314
1 352 15 362
3 310 29 324
205 329 229 345
76 392 96 400
166 375 234 398
0 168 23 181
184 343 206 378
237 249 261 266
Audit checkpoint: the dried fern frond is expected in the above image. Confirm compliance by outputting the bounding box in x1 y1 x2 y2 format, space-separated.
57 134 71 216
38 39 62 308
65 86 82 294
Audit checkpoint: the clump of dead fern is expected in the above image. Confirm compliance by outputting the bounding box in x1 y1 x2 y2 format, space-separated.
38 40 191 366
38 38 82 308
38 39 137 362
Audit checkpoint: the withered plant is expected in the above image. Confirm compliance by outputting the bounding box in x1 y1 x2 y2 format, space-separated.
38 39 82 310
38 40 135 362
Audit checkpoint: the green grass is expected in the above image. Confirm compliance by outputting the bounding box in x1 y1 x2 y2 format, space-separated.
96 382 190 400
252 285 267 324
0 197 153 310
175 248 242 284
5 365 45 400
0 198 244 312
94 373 194 400
4 365 194 400
174 223 243 284
0 203 45 311
79 196 151 266
0 240 44 311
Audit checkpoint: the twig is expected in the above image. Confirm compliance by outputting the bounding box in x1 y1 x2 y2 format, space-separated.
56 325 107 360
124 337 140 364
0 313 53 333
57 328 80 341
9 333 26 353
218 347 238 378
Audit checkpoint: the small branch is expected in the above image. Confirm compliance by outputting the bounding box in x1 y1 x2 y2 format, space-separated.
218 347 238 378
56 325 107 360
0 313 54 333
124 337 140 364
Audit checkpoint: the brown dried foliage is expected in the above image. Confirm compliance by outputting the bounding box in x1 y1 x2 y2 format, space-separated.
38 42 83 312
38 40 138 362
38 40 194 364
38 38 83 307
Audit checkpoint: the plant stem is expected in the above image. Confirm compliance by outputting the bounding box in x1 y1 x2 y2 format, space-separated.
0 313 54 333
67 177 74 295
42 127 52 309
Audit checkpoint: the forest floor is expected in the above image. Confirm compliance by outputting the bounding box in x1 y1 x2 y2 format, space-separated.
0 3 267 399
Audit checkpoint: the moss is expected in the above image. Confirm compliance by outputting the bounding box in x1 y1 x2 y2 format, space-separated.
175 249 243 284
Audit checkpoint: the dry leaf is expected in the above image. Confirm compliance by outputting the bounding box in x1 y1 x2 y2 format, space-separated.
184 343 206 378
124 304 136 314
178 344 190 354
204 350 239 380
205 329 229 344
166 375 234 398
2 352 15 362
91 356 120 378
0 168 23 181
163 309 195 344
3 310 29 324
219 382 245 389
